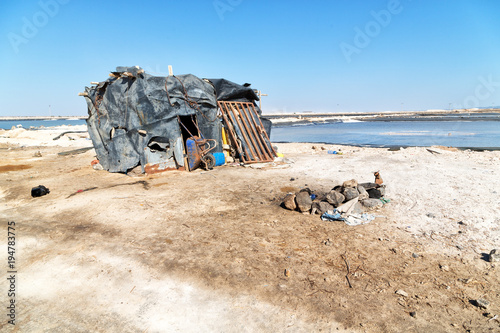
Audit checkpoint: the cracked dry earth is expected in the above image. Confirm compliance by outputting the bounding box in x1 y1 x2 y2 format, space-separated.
1 141 500 332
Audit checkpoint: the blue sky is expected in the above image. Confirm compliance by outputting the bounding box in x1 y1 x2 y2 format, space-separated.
1 0 499 116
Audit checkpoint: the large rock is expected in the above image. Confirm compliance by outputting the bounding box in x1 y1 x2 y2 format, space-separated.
343 187 359 201
296 191 312 212
357 185 369 200
283 193 296 211
368 187 385 199
358 182 378 190
343 179 358 188
326 190 345 207
332 185 343 192
361 198 383 210
312 201 334 215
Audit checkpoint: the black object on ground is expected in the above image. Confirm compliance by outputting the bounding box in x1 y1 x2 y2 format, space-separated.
31 185 50 197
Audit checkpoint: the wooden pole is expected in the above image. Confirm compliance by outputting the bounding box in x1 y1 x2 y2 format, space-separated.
254 90 268 110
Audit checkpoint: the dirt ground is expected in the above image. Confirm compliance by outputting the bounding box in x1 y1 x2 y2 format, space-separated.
1 133 499 332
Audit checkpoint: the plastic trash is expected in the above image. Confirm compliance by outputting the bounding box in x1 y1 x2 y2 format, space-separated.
344 213 375 226
31 185 50 197
321 211 344 221
310 194 317 200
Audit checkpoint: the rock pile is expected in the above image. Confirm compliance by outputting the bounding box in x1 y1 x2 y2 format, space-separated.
282 178 387 215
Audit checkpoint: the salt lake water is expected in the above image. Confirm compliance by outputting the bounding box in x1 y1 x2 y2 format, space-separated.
0 119 86 130
2 118 499 149
270 120 500 149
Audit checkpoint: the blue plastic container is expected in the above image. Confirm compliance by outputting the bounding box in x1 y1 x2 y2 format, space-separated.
213 152 225 166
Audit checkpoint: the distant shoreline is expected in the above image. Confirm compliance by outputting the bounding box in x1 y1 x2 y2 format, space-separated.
0 116 87 121
265 109 500 127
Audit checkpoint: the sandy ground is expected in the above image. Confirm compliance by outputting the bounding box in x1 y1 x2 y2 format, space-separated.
1 126 499 332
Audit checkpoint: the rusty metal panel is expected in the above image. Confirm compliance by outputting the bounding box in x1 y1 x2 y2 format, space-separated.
143 137 184 174
218 101 276 163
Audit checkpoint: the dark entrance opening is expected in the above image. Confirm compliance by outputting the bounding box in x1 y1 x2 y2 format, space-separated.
178 115 199 146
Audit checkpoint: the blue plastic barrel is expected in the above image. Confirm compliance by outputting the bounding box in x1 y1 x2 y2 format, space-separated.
213 152 225 166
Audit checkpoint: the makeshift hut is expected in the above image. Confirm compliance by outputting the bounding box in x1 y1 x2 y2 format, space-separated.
80 66 274 173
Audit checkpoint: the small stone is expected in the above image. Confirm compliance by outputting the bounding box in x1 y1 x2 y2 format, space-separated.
284 269 290 277
33 151 42 157
412 253 420 258
343 187 359 201
409 311 416 318
395 289 408 297
312 201 334 215
342 179 358 188
426 213 436 218
357 185 369 200
295 191 312 212
283 193 296 211
439 264 450 272
92 163 104 171
361 199 383 210
489 249 500 262
290 177 296 181
324 239 332 246
326 190 345 207
473 298 490 309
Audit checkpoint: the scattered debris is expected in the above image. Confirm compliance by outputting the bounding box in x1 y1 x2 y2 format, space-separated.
426 148 441 155
472 298 490 309
439 264 450 272
58 147 94 156
31 185 50 197
93 163 104 171
53 131 88 141
395 289 408 297
282 175 388 225
67 187 98 198
489 249 500 262
33 151 42 157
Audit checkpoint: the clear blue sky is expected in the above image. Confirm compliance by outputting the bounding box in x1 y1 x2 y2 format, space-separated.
1 0 499 116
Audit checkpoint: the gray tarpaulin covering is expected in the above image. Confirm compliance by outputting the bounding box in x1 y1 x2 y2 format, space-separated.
82 66 270 173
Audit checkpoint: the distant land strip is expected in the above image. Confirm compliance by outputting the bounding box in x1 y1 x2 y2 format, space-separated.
0 116 87 121
263 108 500 119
